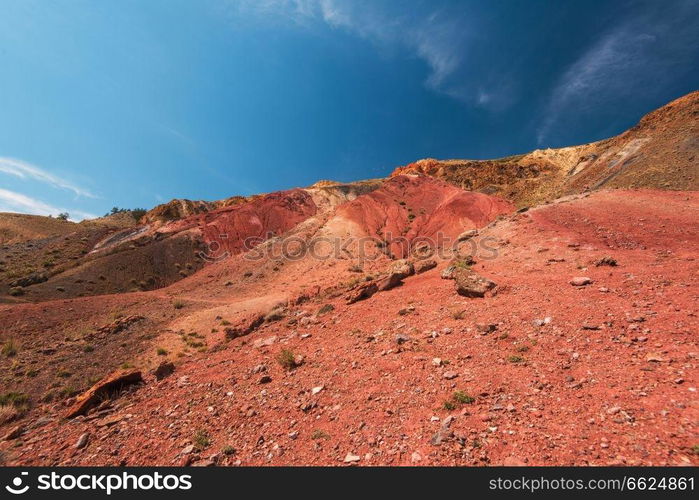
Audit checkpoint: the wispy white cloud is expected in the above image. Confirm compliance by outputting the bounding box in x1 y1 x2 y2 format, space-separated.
229 0 481 105
537 0 699 145
0 157 97 198
0 187 97 221
0 188 62 215
314 1 466 91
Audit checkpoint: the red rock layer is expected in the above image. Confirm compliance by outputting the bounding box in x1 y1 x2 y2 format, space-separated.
193 189 318 259
335 174 514 257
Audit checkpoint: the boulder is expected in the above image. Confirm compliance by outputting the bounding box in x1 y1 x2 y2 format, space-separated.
346 282 378 304
594 256 617 267
476 323 498 334
9 272 48 288
3 424 24 441
95 315 145 335
441 256 475 280
389 259 414 279
378 259 414 291
75 433 90 449
264 308 286 322
430 415 456 446
253 336 277 349
453 269 497 298
224 314 265 340
456 229 478 242
65 369 142 419
395 333 411 345
152 361 175 380
441 265 457 279
414 259 437 274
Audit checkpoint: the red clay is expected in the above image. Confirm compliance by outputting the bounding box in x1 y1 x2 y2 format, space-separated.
1 189 696 466
334 175 513 258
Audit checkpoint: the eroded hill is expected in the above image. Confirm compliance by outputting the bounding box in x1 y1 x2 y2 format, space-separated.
392 91 699 207
0 188 696 466
0 92 697 467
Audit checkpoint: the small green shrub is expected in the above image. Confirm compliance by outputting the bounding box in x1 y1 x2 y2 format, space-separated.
276 349 298 370
193 429 211 450
59 386 79 399
442 400 457 411
318 304 335 316
453 258 473 270
452 391 475 404
130 208 147 221
311 429 330 440
0 392 28 409
2 339 18 357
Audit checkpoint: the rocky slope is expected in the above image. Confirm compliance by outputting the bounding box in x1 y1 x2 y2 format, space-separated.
0 212 142 300
6 90 685 302
0 189 696 466
0 181 384 301
0 92 697 467
392 91 699 207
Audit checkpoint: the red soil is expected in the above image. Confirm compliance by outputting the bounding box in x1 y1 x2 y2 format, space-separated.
163 189 318 259
2 189 696 466
334 175 513 257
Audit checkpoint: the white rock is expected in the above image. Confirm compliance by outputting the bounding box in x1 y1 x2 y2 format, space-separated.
75 433 89 449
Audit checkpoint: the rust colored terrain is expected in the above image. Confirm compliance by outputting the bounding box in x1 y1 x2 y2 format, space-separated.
0 92 697 466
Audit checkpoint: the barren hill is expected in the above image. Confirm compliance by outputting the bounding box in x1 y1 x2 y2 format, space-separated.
392 91 699 207
0 92 697 467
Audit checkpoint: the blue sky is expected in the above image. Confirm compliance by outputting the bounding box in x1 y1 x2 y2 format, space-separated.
0 0 697 220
